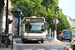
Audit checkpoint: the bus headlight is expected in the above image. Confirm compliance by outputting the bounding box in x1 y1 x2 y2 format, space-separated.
42 32 46 35
23 32 28 36
42 32 46 38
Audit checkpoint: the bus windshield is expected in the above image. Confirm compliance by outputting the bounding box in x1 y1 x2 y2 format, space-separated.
25 22 45 33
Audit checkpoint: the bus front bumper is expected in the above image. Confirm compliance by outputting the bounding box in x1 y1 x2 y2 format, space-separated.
22 36 46 41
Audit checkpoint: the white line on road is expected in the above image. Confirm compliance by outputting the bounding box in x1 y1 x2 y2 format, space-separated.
50 49 57 50
23 49 58 50
23 49 32 50
23 49 45 50
36 49 45 50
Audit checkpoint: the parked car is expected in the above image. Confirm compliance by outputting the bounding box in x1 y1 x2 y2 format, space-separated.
64 38 75 50
59 30 72 41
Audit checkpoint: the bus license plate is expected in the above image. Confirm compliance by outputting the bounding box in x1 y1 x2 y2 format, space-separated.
31 39 37 40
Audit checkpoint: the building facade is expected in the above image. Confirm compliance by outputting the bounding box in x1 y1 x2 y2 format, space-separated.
65 15 75 27
2 0 13 33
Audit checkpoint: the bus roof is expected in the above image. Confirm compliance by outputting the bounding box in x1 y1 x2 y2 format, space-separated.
23 16 45 19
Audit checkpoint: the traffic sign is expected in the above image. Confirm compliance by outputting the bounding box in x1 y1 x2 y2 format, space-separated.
53 19 59 24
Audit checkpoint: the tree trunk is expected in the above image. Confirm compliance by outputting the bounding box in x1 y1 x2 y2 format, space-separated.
46 6 48 12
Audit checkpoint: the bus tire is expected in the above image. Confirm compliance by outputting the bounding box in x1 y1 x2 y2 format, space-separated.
41 41 44 43
69 39 71 42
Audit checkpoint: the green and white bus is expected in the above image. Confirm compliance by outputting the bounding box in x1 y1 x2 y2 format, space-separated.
21 16 47 43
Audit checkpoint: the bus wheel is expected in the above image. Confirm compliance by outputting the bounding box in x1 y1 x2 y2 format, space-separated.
41 41 44 43
61 39 63 41
69 39 71 42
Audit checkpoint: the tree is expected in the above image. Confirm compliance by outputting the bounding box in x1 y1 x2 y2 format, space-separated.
72 26 75 29
57 9 72 33
40 0 72 33
10 0 72 34
29 0 43 16
10 0 33 18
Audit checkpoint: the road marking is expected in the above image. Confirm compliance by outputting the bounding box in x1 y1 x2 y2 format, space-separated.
36 49 45 50
50 49 57 50
23 49 32 50
23 49 58 50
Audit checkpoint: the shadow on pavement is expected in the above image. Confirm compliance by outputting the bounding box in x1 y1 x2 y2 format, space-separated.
16 40 41 44
0 44 11 48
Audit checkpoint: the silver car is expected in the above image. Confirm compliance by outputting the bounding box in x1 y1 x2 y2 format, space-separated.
59 30 72 41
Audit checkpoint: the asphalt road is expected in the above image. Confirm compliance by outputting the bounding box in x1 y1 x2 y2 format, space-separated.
15 38 70 50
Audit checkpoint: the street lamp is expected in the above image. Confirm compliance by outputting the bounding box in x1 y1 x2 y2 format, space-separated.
13 7 22 37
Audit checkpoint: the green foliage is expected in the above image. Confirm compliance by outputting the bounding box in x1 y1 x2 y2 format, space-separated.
10 0 33 18
41 0 55 7
72 26 75 29
10 0 72 33
57 11 72 33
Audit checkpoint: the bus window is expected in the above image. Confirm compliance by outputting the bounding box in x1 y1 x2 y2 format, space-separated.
25 22 45 33
25 22 29 31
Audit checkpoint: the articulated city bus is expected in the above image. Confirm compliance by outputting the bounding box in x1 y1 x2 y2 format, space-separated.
21 16 47 43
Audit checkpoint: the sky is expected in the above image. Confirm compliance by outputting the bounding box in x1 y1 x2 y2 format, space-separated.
58 0 75 19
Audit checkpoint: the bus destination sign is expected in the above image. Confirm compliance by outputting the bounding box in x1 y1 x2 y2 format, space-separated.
25 18 44 22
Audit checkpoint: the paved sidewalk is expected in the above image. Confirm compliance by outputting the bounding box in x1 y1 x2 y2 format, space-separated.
0 38 17 50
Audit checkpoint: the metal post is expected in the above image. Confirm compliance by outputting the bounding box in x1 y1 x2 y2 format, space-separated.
6 0 8 48
11 34 13 50
18 18 19 36
36 10 39 17
54 14 57 40
19 17 21 36
46 6 48 12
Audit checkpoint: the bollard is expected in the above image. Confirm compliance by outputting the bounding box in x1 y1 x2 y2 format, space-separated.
54 30 57 40
49 28 51 38
11 34 13 50
9 34 13 50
